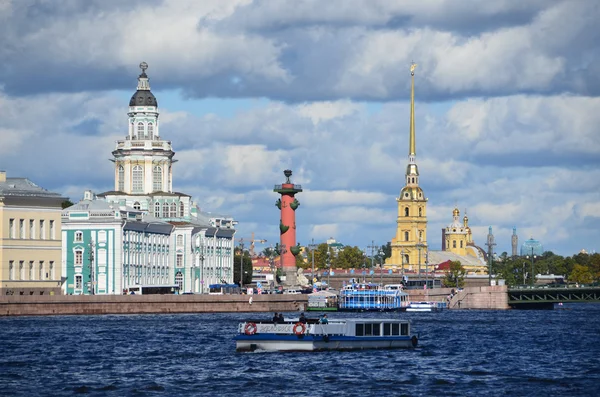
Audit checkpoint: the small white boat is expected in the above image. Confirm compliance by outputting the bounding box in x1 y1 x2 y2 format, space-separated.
405 301 447 312
234 317 418 352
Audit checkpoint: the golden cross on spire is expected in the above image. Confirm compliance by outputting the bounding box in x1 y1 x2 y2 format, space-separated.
410 61 418 75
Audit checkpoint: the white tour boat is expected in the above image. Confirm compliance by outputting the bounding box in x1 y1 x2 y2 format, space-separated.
234 316 418 352
405 301 447 312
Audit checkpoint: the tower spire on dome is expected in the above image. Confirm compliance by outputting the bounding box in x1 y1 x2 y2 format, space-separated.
409 61 417 157
137 61 151 91
404 61 420 183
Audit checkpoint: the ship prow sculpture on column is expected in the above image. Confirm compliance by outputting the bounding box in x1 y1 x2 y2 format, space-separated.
274 170 303 286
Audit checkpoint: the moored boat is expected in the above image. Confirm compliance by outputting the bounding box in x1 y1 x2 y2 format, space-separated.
338 282 409 311
234 316 418 352
405 301 447 312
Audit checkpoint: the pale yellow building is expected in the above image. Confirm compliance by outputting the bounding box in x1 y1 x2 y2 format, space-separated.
0 171 66 295
444 207 472 256
433 207 487 274
386 63 429 274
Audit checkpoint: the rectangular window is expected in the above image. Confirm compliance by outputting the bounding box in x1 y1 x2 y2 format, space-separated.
19 261 24 280
75 251 83 266
9 219 15 238
49 261 54 279
40 220 45 240
176 254 182 268
29 261 34 280
9 260 14 280
392 323 400 336
20 219 25 239
372 323 380 336
50 220 55 240
39 261 44 280
29 220 35 239
384 323 391 336
75 275 82 289
401 323 408 336
356 323 364 336
365 323 373 335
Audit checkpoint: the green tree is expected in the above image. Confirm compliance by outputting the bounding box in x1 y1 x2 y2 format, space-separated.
61 199 74 209
444 261 466 288
233 247 252 286
334 246 366 269
569 264 593 284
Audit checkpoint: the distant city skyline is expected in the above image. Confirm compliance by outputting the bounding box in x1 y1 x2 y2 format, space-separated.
0 0 598 257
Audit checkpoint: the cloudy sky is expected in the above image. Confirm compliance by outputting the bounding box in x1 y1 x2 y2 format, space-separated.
1 0 599 257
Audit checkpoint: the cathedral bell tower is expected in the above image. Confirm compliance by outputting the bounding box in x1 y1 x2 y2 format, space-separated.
387 63 428 274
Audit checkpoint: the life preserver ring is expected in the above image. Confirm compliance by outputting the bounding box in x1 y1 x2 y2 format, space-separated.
293 322 306 336
411 335 418 347
244 322 257 335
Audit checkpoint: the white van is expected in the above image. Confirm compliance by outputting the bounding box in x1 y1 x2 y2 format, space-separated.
283 289 302 295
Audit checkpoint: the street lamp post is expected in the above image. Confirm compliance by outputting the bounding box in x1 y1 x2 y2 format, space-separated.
309 238 317 286
416 241 425 276
526 247 536 287
400 249 405 280
425 251 429 290
522 262 526 285
379 249 384 286
239 238 245 290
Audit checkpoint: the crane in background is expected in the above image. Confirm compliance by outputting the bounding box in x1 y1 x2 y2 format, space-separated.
238 232 267 258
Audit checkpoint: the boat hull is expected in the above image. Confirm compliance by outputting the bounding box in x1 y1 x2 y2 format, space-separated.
235 335 416 352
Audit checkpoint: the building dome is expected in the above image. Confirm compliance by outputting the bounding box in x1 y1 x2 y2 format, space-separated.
520 237 544 257
129 89 157 107
129 63 157 107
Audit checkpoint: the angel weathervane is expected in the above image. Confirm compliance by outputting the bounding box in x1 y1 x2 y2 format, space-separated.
410 62 417 76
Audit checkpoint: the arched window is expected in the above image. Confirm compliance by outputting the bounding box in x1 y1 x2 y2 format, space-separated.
170 203 177 218
132 165 143 193
404 207 409 217
118 166 124 191
133 201 141 210
179 202 185 217
177 235 184 246
460 241 463 248
175 271 183 291
453 241 456 248
154 202 161 218
418 207 422 217
153 166 162 192
148 122 154 138
163 202 169 218
137 122 144 138
404 231 409 241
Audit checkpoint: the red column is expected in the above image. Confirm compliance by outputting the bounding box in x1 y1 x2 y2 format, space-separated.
274 170 302 270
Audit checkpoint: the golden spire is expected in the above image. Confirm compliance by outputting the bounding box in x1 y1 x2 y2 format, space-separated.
409 62 417 156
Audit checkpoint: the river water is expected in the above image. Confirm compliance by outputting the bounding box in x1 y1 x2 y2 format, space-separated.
1 304 600 397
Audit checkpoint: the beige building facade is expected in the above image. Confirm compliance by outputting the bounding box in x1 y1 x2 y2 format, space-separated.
0 171 66 295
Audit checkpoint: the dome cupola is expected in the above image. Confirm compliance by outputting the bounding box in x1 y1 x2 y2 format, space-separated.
129 62 157 107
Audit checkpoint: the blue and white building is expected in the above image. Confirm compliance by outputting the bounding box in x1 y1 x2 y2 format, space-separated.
62 63 236 294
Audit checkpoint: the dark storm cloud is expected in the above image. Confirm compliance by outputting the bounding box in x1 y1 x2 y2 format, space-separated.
1 0 598 102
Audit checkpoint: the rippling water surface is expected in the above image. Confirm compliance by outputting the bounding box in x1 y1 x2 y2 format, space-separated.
2 304 600 396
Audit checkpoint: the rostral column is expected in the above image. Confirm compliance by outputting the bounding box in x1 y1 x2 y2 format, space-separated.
274 169 303 286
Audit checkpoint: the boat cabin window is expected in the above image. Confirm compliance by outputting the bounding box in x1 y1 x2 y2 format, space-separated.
383 322 409 336
355 323 381 336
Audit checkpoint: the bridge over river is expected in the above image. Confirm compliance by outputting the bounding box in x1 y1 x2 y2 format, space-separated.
508 285 600 309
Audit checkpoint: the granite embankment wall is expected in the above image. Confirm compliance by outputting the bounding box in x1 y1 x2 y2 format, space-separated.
0 285 511 316
447 285 510 310
0 294 309 317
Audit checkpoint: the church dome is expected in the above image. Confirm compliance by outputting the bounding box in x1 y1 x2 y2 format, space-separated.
520 237 544 257
129 89 157 107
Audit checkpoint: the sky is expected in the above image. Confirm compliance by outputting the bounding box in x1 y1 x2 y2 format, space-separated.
1 0 599 257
